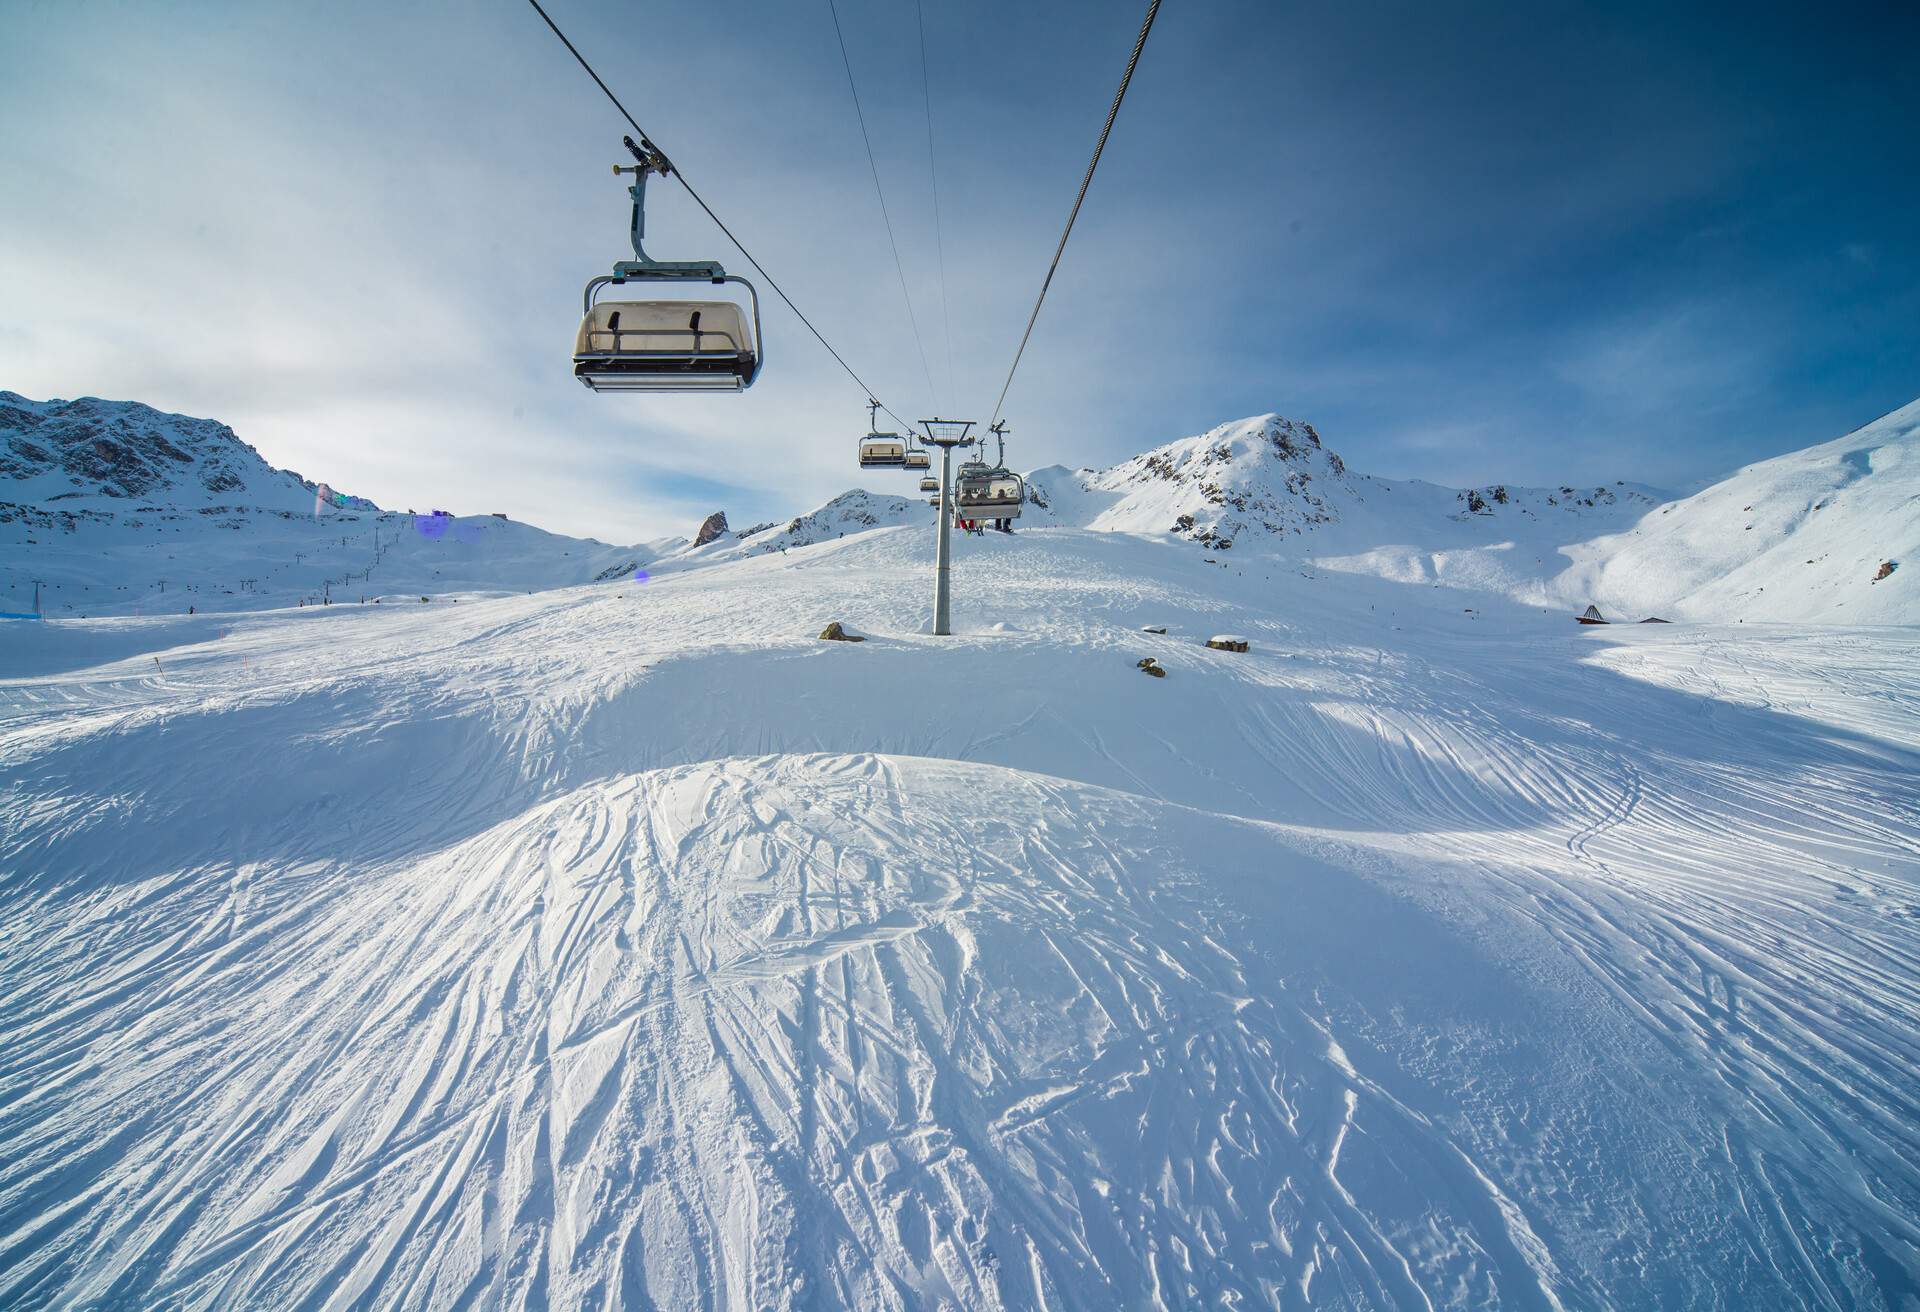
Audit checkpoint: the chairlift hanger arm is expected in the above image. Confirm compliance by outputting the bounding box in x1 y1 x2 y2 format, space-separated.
610 142 725 282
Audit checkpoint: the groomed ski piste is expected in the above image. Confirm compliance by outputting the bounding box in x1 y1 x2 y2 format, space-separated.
2 402 1918 1308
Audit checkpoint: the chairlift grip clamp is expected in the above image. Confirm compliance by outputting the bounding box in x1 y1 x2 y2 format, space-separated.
622 134 672 177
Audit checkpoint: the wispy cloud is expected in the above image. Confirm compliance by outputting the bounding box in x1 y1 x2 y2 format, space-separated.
2 0 1915 541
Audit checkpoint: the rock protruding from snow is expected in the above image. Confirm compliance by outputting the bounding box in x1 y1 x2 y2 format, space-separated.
1136 656 1167 677
693 511 730 547
1206 635 1250 653
818 621 865 642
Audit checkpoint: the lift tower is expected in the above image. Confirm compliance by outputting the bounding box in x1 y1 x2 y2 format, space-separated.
919 418 977 636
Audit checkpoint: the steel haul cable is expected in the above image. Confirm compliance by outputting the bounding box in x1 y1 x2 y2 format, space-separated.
526 0 920 436
988 0 1163 427
825 0 940 410
917 0 956 404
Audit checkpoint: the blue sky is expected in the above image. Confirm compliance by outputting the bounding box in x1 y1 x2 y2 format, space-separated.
2 0 1915 542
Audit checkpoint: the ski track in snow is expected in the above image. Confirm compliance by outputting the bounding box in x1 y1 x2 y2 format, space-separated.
2 526 1917 1309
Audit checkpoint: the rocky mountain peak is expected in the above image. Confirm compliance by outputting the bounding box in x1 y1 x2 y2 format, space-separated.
0 391 374 513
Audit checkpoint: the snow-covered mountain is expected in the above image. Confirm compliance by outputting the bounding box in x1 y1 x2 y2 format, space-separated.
0 392 670 615
0 390 371 514
1023 413 1665 547
5 390 1912 626
1024 414 1360 542
1551 398 1918 624
1017 407 1912 624
661 489 933 568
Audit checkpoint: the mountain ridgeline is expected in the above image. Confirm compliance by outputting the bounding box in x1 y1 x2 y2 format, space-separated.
2 390 1912 623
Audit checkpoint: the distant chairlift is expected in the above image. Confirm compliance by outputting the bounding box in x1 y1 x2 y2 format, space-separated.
918 475 939 493
858 400 909 468
953 466 1025 518
953 420 1024 519
573 136 762 393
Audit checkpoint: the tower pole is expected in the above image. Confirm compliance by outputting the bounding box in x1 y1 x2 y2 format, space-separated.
933 442 954 635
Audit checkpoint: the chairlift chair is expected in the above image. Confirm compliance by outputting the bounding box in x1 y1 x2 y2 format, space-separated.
859 433 908 468
574 137 763 393
856 399 910 468
904 448 931 470
918 475 939 493
954 466 1025 519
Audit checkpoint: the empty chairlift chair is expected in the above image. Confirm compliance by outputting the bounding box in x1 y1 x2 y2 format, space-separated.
573 135 763 394
918 475 939 493
904 447 931 470
574 299 758 392
859 433 909 468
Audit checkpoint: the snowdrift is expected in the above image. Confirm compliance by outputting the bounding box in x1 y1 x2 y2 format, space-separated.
3 521 1917 1308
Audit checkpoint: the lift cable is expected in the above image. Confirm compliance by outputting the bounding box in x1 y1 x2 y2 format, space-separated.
825 0 940 411
916 0 956 404
526 0 920 435
988 0 1163 427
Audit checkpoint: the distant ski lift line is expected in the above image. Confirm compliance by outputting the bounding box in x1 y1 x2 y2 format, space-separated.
525 0 917 433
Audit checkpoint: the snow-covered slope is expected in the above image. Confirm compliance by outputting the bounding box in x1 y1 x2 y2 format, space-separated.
3 521 1917 1308
1550 399 1918 623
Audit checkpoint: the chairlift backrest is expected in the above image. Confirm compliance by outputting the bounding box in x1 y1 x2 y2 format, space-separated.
576 301 751 356
859 434 908 466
